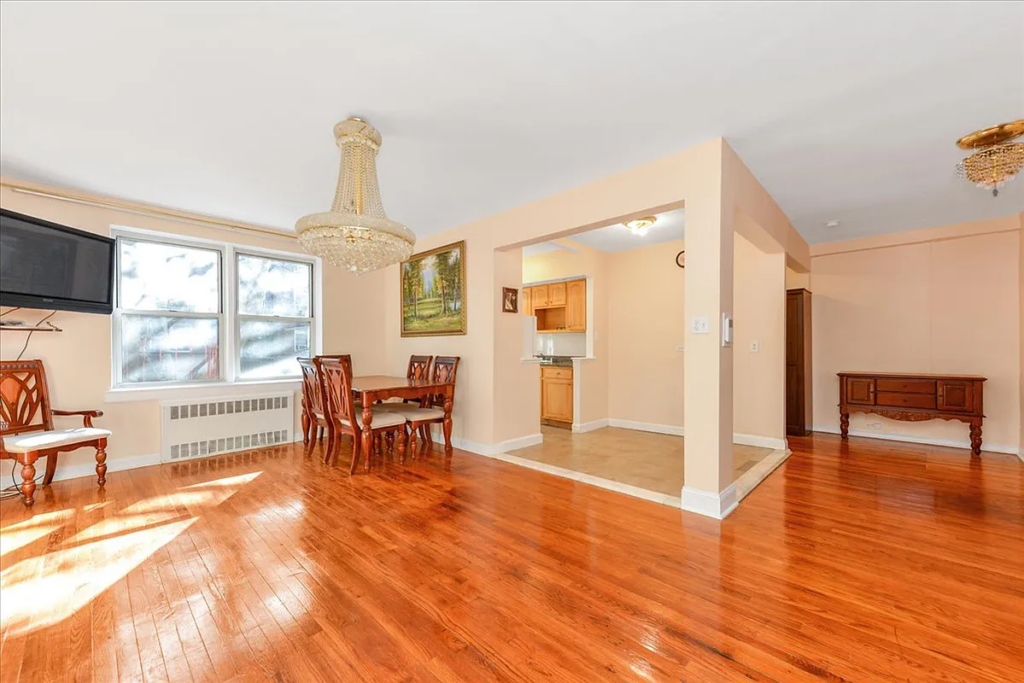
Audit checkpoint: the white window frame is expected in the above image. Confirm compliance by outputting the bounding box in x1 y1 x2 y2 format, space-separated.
106 226 321 403
233 249 316 382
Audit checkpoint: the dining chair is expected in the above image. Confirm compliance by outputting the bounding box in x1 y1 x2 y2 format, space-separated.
378 355 433 407
319 356 407 473
379 356 460 455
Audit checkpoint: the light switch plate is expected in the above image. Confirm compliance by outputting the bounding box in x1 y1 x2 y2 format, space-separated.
691 316 710 334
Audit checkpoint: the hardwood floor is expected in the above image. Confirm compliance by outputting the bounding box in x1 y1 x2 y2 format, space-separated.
1 434 1022 682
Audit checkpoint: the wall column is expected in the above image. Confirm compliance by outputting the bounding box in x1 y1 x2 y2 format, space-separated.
682 171 736 518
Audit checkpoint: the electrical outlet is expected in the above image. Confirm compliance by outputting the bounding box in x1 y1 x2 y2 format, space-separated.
749 340 760 352
691 316 710 334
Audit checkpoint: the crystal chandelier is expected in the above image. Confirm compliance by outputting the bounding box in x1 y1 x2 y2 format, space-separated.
955 119 1024 198
296 118 415 272
624 216 656 236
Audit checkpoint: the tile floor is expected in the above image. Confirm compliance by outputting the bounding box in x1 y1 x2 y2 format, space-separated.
512 426 773 496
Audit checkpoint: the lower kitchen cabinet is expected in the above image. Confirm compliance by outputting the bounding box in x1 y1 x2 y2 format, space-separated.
541 366 573 425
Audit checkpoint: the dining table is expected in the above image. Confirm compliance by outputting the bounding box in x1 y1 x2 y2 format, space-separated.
350 375 455 471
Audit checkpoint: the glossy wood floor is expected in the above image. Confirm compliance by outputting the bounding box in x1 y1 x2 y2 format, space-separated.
1 434 1022 682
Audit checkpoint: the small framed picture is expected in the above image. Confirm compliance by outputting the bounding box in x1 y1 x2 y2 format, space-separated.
502 287 519 313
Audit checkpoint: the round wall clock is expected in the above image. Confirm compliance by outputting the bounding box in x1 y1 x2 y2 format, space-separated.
675 250 685 268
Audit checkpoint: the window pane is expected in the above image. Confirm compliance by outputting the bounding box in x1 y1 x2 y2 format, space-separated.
119 239 220 313
120 315 219 383
237 254 311 317
238 320 310 379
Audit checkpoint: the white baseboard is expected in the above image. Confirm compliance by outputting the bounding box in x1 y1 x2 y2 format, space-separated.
41 451 163 484
681 483 738 519
813 425 1018 456
733 433 788 450
573 418 609 433
607 419 685 437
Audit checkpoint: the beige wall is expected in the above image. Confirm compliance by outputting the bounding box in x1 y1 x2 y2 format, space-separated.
786 267 810 291
607 240 686 427
0 179 386 471
810 216 1021 452
733 233 787 441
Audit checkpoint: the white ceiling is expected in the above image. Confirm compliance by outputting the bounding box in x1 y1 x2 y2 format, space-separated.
568 208 685 253
1 3 1021 246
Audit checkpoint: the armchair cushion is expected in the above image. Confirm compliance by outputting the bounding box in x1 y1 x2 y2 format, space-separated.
3 428 112 454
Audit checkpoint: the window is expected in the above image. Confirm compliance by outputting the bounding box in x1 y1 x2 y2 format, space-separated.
236 253 313 380
113 231 316 388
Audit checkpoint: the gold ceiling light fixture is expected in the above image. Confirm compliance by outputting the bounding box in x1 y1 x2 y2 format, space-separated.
296 117 415 273
624 216 656 236
955 119 1024 197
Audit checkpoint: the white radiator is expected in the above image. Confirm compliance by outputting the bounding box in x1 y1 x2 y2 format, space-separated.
160 392 295 464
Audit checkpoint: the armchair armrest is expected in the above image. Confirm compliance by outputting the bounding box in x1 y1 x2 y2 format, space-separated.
53 409 104 427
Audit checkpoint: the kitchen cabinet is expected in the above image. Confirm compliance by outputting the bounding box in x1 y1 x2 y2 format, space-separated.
541 366 573 425
548 281 566 306
524 278 586 332
533 284 550 308
566 279 586 332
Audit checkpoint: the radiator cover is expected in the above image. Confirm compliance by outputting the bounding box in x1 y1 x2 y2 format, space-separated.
160 392 295 463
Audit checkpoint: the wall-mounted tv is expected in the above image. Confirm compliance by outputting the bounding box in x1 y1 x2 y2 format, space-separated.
0 208 115 315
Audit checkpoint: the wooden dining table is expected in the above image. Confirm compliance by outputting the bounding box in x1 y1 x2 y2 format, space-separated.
350 375 455 470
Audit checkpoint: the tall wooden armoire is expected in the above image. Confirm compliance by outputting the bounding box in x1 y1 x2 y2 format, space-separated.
786 288 813 436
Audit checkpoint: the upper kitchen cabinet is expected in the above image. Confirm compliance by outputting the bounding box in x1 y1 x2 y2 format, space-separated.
533 284 550 308
566 279 586 331
524 278 586 332
548 281 567 306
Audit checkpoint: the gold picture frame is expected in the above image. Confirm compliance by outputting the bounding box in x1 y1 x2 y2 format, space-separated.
401 240 467 337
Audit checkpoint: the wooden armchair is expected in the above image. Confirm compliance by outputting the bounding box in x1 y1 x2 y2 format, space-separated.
0 359 111 507
319 356 407 473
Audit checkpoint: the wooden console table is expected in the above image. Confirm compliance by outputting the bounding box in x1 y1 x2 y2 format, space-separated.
837 372 987 456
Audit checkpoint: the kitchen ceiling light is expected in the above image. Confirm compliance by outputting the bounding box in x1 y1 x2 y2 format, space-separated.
955 119 1024 198
296 117 415 272
624 216 656 236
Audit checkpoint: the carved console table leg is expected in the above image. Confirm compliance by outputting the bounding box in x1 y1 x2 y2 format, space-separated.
969 422 983 457
840 412 850 439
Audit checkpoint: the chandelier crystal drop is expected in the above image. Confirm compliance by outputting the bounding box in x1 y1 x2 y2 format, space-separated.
296 118 415 273
954 119 1024 198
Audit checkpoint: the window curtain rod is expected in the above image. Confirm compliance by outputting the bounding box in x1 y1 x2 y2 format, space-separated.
6 184 297 244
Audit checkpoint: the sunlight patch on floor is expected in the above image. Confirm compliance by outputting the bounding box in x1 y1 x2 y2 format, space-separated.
0 470 262 636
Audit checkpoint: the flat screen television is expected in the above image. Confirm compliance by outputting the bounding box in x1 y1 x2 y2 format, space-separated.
0 208 115 315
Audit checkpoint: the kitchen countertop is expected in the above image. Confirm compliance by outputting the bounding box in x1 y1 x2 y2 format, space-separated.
536 355 576 367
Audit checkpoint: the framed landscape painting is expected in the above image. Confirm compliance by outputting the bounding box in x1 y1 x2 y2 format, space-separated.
401 240 467 337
